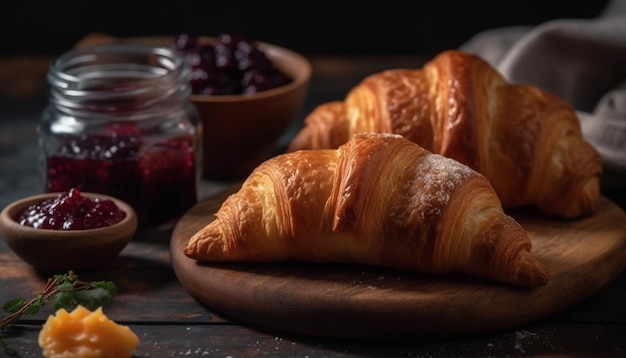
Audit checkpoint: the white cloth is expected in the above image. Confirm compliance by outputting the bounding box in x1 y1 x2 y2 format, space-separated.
461 0 626 207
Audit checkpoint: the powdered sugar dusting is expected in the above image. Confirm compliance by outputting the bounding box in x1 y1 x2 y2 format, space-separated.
408 153 476 220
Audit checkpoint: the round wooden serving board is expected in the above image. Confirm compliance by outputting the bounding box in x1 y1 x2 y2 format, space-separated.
171 186 626 339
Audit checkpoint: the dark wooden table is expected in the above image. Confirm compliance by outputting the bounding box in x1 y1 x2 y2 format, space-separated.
2 54 626 357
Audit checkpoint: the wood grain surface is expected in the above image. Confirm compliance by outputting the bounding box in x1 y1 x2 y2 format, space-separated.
170 186 626 339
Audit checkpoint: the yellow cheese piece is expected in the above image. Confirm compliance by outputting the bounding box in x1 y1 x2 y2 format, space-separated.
38 305 139 358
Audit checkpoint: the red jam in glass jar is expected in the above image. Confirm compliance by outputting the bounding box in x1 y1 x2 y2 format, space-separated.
17 188 126 230
39 43 201 229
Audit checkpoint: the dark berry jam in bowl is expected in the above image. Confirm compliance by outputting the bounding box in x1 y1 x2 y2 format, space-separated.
173 33 293 96
175 34 312 179
0 190 138 271
17 188 126 230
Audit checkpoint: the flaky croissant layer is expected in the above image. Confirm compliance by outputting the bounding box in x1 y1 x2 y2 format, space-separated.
185 133 549 288
288 50 602 219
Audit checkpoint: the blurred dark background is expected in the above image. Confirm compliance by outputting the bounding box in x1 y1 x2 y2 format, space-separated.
0 0 613 110
0 0 610 56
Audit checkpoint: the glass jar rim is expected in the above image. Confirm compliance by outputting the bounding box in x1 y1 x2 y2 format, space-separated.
48 43 187 89
46 42 192 119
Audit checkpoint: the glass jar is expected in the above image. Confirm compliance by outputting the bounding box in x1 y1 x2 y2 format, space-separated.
39 43 201 229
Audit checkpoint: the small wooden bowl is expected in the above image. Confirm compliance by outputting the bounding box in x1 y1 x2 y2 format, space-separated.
0 192 138 271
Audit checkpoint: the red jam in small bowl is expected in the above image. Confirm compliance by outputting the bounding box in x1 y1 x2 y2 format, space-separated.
16 188 126 230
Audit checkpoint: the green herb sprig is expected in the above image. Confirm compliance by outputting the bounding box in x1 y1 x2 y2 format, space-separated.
1 271 116 354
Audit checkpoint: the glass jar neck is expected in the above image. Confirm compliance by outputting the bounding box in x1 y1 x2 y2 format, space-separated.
47 43 192 120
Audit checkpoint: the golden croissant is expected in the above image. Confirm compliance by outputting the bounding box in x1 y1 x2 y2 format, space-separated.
288 50 602 219
185 133 549 288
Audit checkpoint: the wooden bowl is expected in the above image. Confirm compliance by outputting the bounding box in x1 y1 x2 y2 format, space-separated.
0 192 138 271
75 33 313 180
190 38 312 180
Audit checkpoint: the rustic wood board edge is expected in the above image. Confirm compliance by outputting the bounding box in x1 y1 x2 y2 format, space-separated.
170 192 626 339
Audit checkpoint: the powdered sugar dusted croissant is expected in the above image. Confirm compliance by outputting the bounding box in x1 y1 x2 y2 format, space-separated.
185 133 549 288
288 50 602 219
